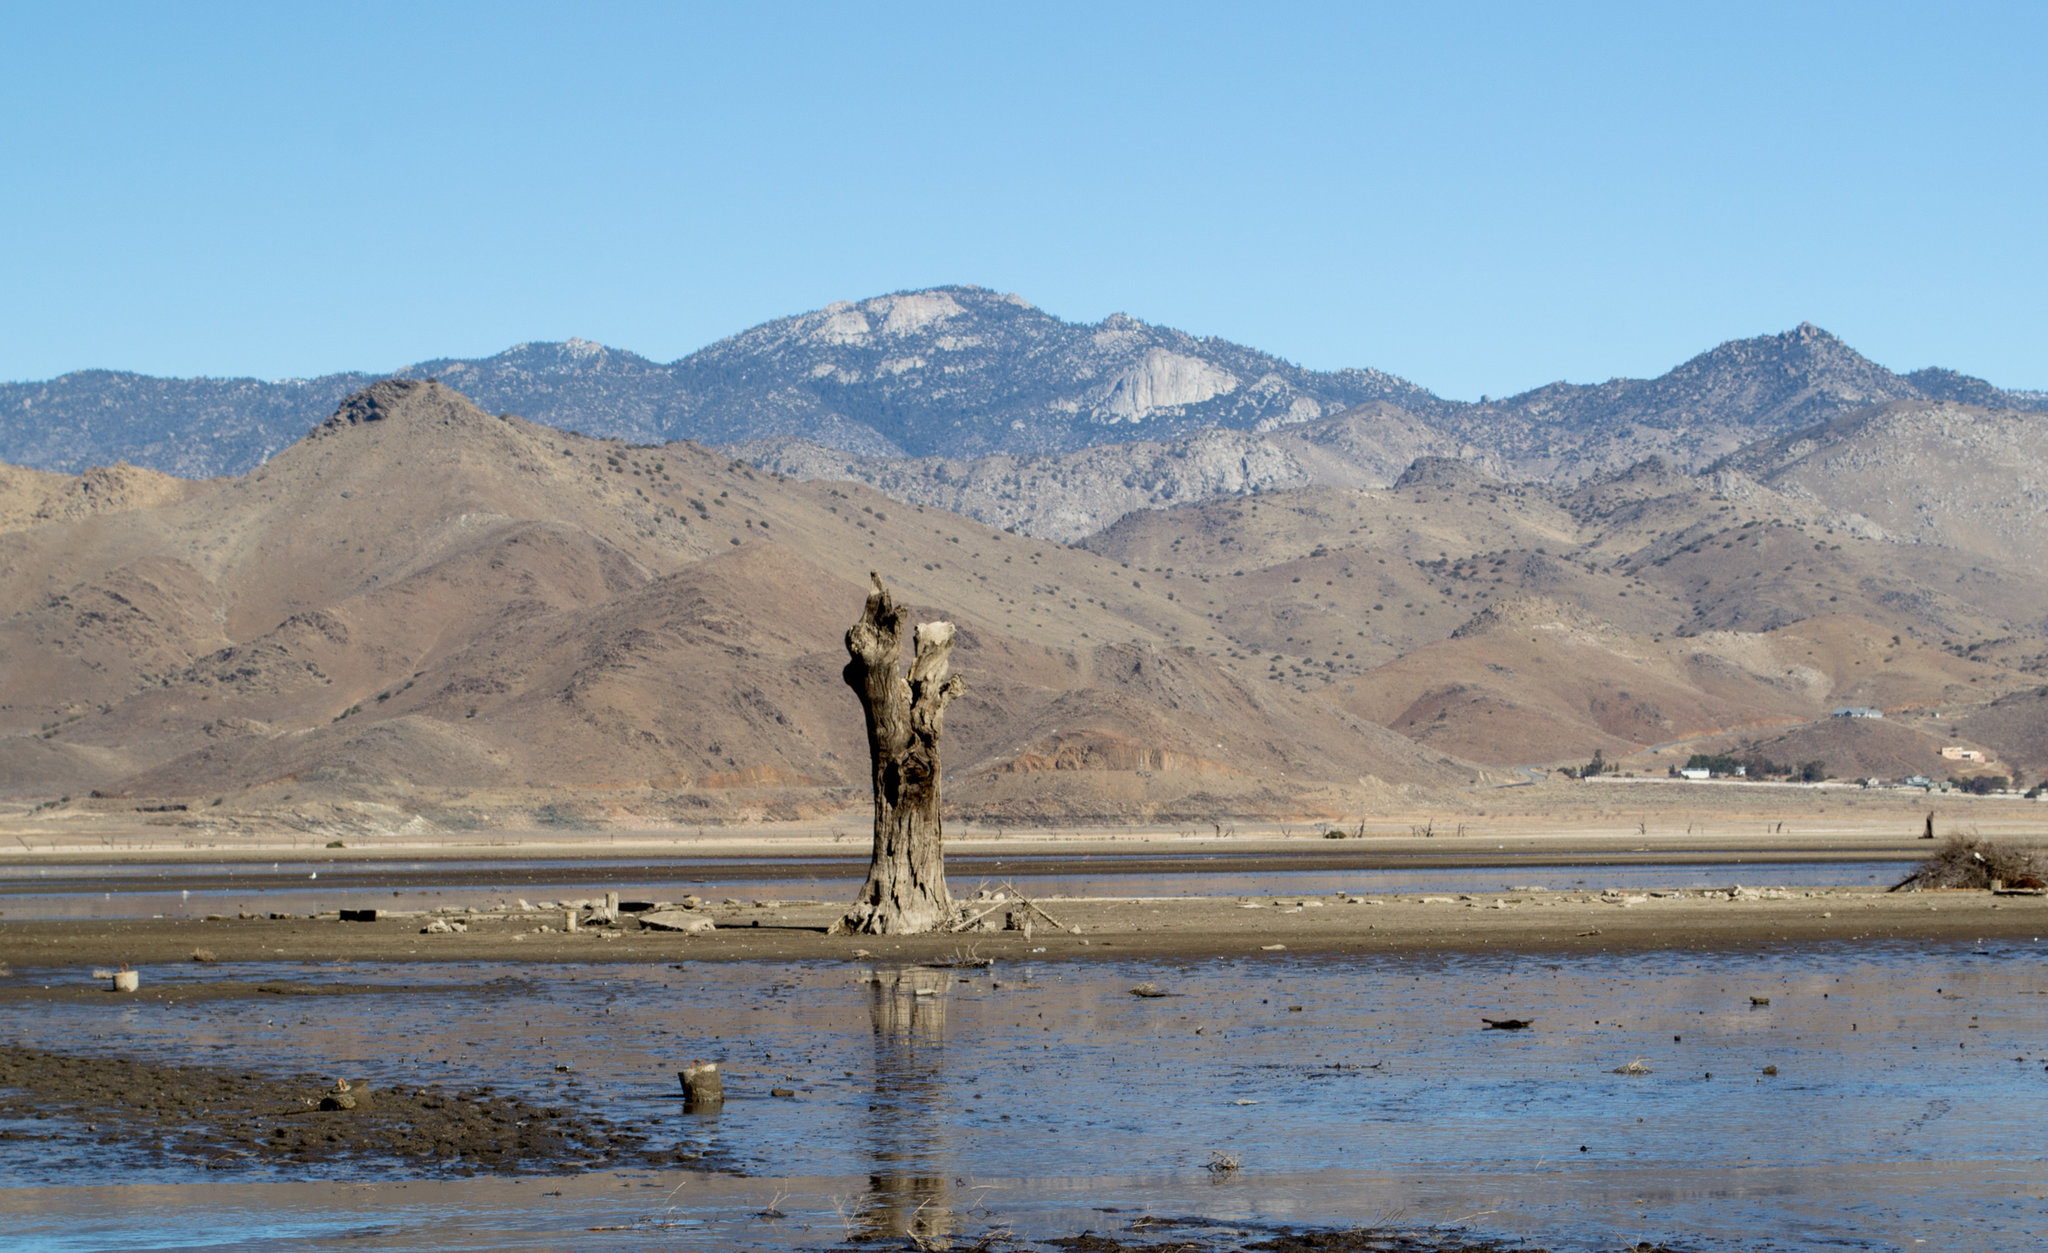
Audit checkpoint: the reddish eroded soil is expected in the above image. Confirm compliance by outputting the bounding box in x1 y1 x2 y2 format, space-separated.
0 1043 716 1176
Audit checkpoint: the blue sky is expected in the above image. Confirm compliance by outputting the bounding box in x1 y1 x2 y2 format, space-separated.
2 2 2042 399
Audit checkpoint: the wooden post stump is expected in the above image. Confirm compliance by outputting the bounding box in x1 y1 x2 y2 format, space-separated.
837 574 965 935
680 1060 723 1109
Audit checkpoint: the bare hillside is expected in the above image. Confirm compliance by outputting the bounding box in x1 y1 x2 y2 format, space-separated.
8 374 2048 829
1083 451 2039 771
0 381 1483 823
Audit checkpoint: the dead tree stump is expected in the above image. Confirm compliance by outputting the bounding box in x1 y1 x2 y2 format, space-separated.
837 573 965 935
680 1060 723 1109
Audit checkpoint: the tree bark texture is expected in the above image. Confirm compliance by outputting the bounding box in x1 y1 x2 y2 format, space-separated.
840 573 965 934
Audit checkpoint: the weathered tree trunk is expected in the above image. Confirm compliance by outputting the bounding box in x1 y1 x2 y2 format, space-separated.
837 573 965 934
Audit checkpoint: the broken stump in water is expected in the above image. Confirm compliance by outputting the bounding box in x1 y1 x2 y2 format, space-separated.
680 1060 723 1109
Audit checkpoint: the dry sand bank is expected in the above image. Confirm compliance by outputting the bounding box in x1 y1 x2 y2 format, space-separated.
2 776 2038 863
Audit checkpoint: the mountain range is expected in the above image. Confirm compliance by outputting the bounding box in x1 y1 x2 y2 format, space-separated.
5 288 2042 543
3 373 2044 831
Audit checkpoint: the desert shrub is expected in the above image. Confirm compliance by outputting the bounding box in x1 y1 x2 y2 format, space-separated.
1953 775 2010 795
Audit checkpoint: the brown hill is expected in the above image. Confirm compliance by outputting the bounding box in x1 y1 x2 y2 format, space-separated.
1 380 1483 821
8 378 2047 825
1941 685 2048 783
1082 448 2037 769
1722 401 2048 563
1674 716 1993 784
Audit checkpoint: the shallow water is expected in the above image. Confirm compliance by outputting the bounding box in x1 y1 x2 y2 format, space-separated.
0 858 1911 920
3 940 2044 1250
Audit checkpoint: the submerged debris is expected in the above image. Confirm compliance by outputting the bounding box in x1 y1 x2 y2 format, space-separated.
922 946 994 969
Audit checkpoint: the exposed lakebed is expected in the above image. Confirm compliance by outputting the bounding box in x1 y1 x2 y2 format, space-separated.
0 855 1912 920
2 938 2044 1250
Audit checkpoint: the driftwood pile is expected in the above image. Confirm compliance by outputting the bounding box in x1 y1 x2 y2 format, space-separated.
949 880 1072 936
1890 834 2044 891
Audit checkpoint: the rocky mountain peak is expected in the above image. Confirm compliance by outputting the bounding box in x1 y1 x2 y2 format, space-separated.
3 293 2043 529
309 378 507 447
663 287 1426 458
1670 322 1896 391
1393 456 1501 491
320 378 437 429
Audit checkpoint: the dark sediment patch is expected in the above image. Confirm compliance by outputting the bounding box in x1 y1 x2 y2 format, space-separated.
1031 1215 1688 1252
0 1043 719 1177
1033 1215 1565 1251
0 979 448 1006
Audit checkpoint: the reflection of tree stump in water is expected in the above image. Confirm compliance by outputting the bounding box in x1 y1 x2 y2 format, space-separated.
860 967 954 1245
870 966 951 1049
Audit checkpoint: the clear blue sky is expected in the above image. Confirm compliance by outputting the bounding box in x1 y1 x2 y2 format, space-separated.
3 2 2042 399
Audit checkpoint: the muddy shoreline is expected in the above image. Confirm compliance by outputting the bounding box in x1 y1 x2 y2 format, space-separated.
3 834 2040 1252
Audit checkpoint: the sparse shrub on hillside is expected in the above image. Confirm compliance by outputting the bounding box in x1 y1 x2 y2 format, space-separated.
1892 833 2042 891
1681 751 1819 781
1566 749 1618 779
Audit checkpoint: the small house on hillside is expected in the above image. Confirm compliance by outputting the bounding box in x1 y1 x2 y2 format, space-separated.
1832 706 1883 719
1940 746 1986 762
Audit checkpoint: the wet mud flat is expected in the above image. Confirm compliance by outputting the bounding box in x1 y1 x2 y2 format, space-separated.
0 1042 708 1179
3 887 2047 1250
6 940 2048 1250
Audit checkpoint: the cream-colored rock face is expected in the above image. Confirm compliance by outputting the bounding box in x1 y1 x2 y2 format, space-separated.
1099 349 1240 420
1255 395 1324 431
871 290 966 335
811 304 872 345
